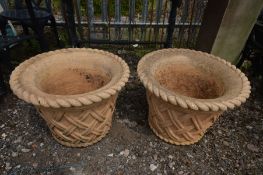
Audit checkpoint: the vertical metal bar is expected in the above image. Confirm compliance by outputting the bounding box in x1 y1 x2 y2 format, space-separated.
191 0 203 47
86 0 94 40
61 0 79 47
194 0 204 23
101 0 108 39
160 0 169 44
156 0 163 23
108 0 111 42
74 0 84 41
101 0 108 21
115 0 121 40
60 0 67 34
141 0 148 41
115 0 121 22
25 0 49 51
128 0 135 44
181 0 190 23
130 0 135 22
186 0 196 48
128 0 132 44
142 0 148 23
164 0 181 48
148 0 154 42
178 0 190 47
154 0 163 45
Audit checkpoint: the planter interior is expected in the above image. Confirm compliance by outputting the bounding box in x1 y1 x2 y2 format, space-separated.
38 62 111 96
21 50 125 99
138 49 251 145
155 64 225 99
10 48 129 147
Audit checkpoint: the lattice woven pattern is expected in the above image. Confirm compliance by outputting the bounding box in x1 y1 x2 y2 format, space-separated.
10 48 130 147
148 93 221 145
138 48 250 145
38 96 116 147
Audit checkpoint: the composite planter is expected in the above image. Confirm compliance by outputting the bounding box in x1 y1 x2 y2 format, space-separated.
10 48 129 147
138 49 251 145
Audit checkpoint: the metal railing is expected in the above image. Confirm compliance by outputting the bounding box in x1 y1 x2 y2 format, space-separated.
58 0 207 48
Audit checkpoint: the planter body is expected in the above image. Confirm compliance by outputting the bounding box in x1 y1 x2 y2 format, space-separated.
37 95 117 147
147 92 222 145
10 48 129 147
138 49 251 145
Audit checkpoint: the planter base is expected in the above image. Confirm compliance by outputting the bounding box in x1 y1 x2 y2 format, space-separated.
147 92 221 145
37 96 117 147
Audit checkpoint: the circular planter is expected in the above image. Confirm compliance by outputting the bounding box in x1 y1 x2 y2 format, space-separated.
10 48 129 147
137 49 251 145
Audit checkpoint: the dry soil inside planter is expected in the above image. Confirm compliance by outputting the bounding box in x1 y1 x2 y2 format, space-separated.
155 64 225 99
39 68 111 95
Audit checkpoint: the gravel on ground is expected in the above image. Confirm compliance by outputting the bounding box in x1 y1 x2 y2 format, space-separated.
0 49 262 175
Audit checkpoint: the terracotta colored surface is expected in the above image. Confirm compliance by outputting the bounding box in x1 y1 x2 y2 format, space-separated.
9 48 130 147
137 48 251 145
40 68 111 95
155 64 224 99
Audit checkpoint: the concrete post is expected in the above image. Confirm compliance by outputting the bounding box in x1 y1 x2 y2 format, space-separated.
211 0 263 64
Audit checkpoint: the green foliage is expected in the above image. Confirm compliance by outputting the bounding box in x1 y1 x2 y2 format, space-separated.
52 0 144 17
241 60 252 70
132 47 156 58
